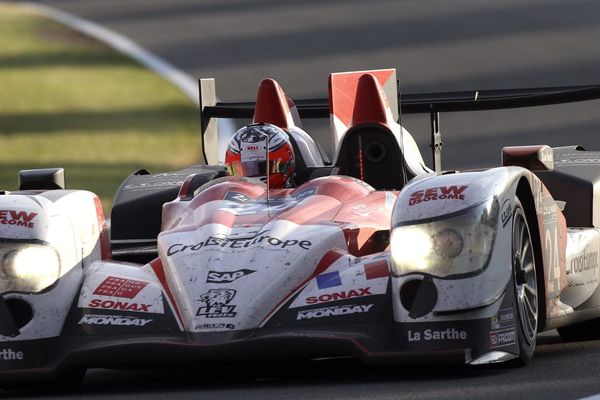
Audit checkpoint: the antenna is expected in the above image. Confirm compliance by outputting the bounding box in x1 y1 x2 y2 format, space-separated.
397 79 409 185
260 130 271 217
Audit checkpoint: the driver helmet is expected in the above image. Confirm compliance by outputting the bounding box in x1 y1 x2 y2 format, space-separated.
225 123 295 188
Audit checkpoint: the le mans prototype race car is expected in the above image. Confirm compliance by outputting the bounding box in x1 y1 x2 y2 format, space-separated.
2 68 600 387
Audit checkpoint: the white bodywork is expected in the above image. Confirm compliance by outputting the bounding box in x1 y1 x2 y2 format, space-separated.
0 191 106 341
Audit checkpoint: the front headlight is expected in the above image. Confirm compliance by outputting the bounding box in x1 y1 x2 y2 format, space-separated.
391 198 499 278
0 242 60 293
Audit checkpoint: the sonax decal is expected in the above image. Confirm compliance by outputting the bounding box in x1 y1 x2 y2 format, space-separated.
305 287 372 305
88 299 152 313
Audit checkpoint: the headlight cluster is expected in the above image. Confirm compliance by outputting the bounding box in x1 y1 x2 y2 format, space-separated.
391 198 499 278
0 242 60 293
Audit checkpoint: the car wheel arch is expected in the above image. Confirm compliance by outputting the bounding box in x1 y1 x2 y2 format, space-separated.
516 177 547 332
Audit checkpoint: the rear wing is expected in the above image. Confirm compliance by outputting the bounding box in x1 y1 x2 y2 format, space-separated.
199 80 600 172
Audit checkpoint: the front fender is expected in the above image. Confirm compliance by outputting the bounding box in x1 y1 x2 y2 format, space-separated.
390 167 564 323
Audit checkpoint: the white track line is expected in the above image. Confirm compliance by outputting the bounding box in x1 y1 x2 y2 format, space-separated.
20 1 199 105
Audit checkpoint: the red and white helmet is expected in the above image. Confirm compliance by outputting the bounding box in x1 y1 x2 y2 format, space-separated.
225 123 295 188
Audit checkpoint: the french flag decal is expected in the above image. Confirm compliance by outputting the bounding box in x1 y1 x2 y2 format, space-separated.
364 260 389 280
316 271 342 289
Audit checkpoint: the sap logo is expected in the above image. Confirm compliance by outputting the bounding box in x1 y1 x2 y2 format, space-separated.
305 287 372 304
296 304 373 320
408 328 467 342
0 210 37 229
0 349 23 361
88 299 151 312
78 314 153 327
207 269 255 283
408 186 467 206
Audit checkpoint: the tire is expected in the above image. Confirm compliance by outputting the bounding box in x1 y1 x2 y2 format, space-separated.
557 317 600 341
511 198 538 365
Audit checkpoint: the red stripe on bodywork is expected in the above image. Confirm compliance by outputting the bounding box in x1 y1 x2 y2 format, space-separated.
148 257 183 323
93 195 111 260
364 259 389 279
259 249 347 326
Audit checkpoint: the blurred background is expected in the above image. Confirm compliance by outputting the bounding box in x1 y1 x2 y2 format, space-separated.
3 0 600 213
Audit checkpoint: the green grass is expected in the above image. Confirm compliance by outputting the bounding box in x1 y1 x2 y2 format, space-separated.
0 3 203 215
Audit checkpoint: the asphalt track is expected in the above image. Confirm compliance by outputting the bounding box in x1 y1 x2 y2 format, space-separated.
6 0 600 398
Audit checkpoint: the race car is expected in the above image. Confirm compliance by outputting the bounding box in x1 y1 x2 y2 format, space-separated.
2 68 600 388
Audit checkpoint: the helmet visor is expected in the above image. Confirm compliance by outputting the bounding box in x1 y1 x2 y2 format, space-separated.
228 160 285 178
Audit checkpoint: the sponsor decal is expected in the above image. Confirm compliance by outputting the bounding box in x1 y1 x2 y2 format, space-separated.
556 158 600 165
364 260 389 279
78 314 153 327
316 271 342 289
224 191 254 203
501 199 512 227
296 304 373 320
241 142 266 162
316 261 389 289
88 299 151 313
206 269 256 283
0 348 23 361
491 308 514 330
93 276 149 299
124 181 184 190
408 185 468 206
195 323 235 330
305 287 372 305
567 247 598 275
167 230 312 256
352 203 373 217
489 328 516 348
292 187 317 200
407 328 467 342
0 210 37 229
196 289 237 318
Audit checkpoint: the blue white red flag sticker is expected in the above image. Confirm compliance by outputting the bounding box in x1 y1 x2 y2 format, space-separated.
316 271 342 289
290 256 390 308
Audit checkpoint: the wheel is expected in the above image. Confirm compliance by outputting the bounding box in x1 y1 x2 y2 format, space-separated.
557 317 600 341
511 198 538 365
